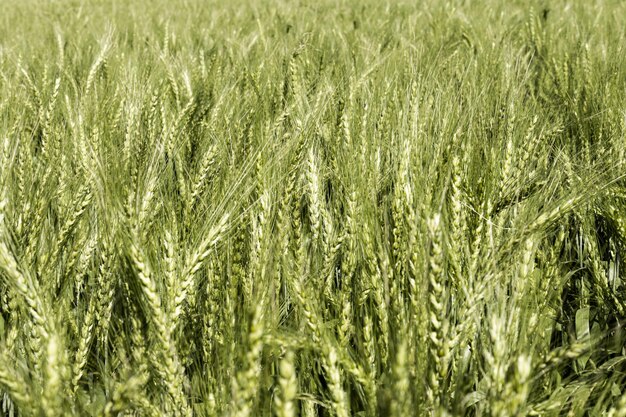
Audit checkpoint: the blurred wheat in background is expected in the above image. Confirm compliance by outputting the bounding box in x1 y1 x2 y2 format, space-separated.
1 1 626 416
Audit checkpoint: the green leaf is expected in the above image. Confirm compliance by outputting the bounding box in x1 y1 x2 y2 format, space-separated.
569 386 592 417
575 307 590 340
461 390 485 409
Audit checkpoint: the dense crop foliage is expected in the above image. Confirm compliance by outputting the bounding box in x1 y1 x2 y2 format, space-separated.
1 0 626 415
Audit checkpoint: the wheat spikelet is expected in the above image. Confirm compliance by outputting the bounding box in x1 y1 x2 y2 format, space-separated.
390 339 410 417
101 369 152 417
362 310 378 414
426 214 449 411
40 77 61 160
42 333 68 417
48 186 92 272
306 148 322 246
172 213 230 327
164 224 178 309
72 293 97 393
54 26 65 69
0 353 31 410
128 236 190 417
275 350 297 417
191 144 217 203
84 29 113 97
338 188 357 347
72 231 97 299
321 204 339 303
325 346 349 417
231 303 265 417
290 271 321 346
95 240 116 348
0 239 50 374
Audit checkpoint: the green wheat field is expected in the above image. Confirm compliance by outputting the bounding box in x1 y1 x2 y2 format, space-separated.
1 0 626 416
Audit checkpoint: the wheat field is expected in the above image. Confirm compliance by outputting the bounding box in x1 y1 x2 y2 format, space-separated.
1 0 626 416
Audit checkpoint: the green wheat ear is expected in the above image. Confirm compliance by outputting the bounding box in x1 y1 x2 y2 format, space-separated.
1 1 626 415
